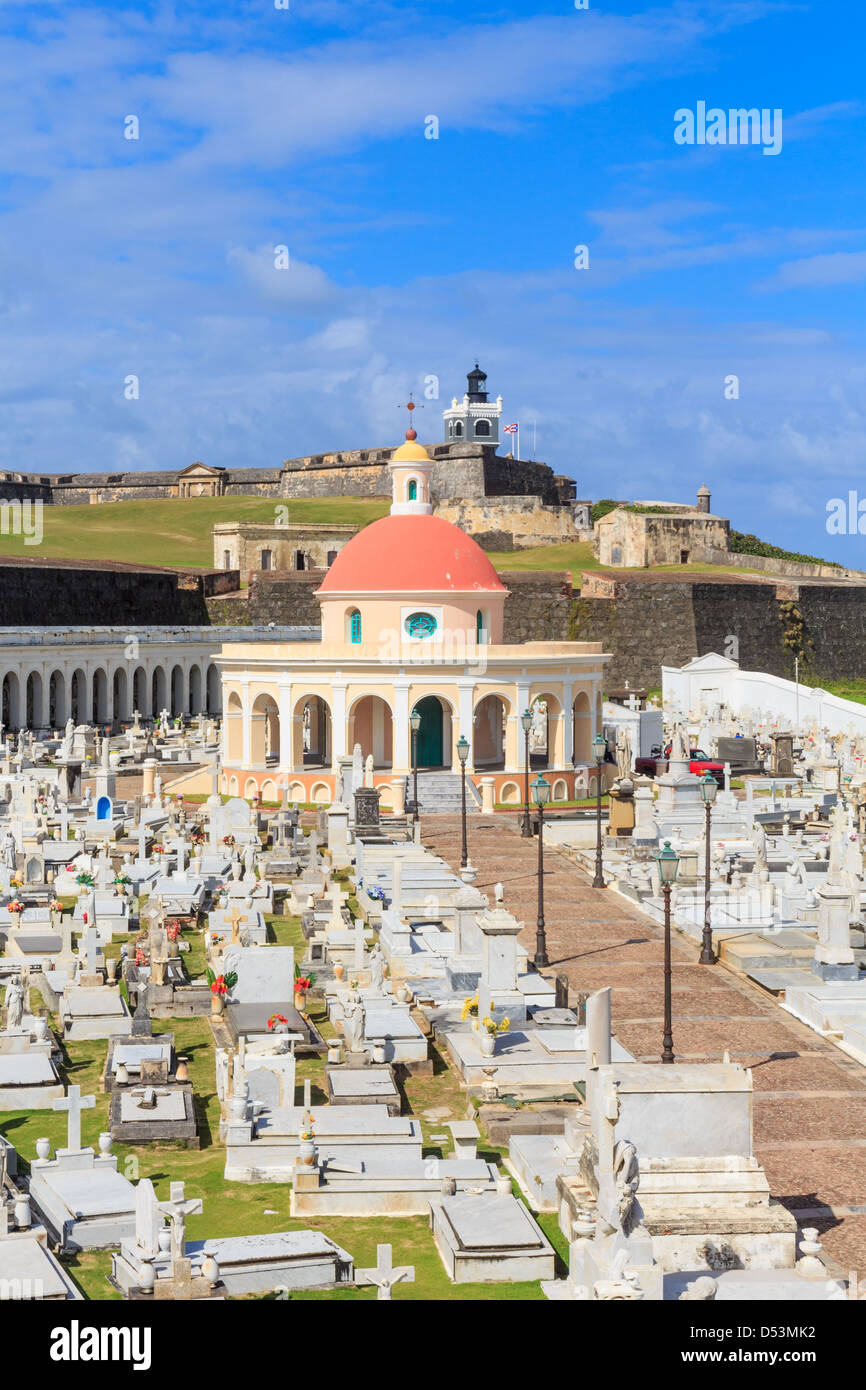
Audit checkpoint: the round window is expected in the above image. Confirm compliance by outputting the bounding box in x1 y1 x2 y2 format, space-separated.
404 612 437 639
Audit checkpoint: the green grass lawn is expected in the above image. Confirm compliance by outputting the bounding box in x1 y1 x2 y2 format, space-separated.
2 906 565 1301
0 492 773 584
0 495 390 571
810 677 866 706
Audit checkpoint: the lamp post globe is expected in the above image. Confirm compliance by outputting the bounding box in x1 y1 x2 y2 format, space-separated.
520 707 533 837
592 732 607 888
655 839 680 1063
532 774 550 968
699 772 718 964
409 709 421 825
457 735 470 869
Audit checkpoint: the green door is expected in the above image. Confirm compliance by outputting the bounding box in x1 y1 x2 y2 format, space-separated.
414 696 443 768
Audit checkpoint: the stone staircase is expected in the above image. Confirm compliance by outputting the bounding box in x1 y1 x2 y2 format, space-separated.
410 771 482 814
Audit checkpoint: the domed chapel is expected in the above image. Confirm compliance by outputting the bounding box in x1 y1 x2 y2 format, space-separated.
216 432 610 808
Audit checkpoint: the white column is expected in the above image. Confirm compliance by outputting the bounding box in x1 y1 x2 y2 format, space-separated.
393 680 410 772
278 681 293 770
241 681 251 768
457 681 475 771
562 678 574 766
331 681 347 765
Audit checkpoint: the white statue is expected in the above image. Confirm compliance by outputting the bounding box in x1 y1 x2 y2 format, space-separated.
615 727 632 781
4 974 24 1031
1 831 16 874
670 724 690 764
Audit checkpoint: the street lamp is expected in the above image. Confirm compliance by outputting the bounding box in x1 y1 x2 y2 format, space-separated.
592 732 607 888
520 707 533 837
409 709 421 824
457 734 470 868
655 839 680 1064
699 771 718 965
532 773 551 968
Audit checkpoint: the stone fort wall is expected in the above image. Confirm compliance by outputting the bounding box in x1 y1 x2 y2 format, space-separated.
0 559 216 626
2 441 572 508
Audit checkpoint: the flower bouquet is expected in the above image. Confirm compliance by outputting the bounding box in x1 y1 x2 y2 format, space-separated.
267 1013 290 1031
7 900 24 915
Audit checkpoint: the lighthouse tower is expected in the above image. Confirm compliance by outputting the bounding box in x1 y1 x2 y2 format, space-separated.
443 364 503 445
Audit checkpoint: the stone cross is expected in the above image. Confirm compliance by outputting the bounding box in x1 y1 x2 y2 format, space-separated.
53 1084 96 1153
84 925 99 976
229 906 249 945
157 1181 203 1265
625 693 641 712
356 1244 415 1300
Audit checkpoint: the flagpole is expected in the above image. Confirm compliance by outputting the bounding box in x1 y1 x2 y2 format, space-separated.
516 422 520 460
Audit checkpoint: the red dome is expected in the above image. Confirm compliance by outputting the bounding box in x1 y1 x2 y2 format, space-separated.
316 514 507 595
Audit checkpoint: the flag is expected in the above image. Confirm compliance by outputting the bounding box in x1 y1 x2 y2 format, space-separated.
503 423 518 434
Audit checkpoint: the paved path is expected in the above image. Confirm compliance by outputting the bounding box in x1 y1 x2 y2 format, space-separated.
422 812 866 1280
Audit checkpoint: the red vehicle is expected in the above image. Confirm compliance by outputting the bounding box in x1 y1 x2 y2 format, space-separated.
634 746 726 787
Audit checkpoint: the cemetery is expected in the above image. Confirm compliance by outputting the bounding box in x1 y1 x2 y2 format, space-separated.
0 438 862 1310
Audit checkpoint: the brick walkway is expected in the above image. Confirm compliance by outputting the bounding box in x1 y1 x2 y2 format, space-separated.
421 812 866 1279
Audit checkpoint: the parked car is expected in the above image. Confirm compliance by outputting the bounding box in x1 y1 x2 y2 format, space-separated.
634 745 726 787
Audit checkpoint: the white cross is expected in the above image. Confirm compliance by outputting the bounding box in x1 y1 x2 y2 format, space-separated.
356 1244 415 1300
157 1181 203 1265
83 924 99 974
53 1084 96 1152
625 693 641 712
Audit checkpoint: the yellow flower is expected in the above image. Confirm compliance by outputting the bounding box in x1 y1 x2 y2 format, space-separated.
499 1017 510 1033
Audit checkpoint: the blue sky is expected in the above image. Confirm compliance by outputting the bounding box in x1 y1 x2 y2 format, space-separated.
0 0 864 560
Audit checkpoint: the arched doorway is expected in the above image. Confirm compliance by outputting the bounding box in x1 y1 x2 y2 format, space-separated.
206 664 221 714
70 669 86 723
251 694 280 764
112 667 128 725
2 673 20 729
413 696 445 769
25 672 42 727
473 694 507 770
573 690 592 764
189 665 202 715
349 696 393 769
293 696 331 769
170 664 184 717
49 670 66 727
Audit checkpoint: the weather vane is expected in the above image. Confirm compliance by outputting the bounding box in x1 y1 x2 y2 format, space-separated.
398 391 424 436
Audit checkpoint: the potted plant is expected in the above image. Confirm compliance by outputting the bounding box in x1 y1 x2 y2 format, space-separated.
479 1014 510 1057
294 966 315 1010
7 899 24 916
461 992 480 1029
206 967 237 1016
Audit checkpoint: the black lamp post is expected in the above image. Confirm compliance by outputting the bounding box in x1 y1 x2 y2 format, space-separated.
655 839 680 1063
532 773 551 968
409 709 421 824
457 734 470 868
520 707 533 837
592 731 607 888
699 771 719 965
